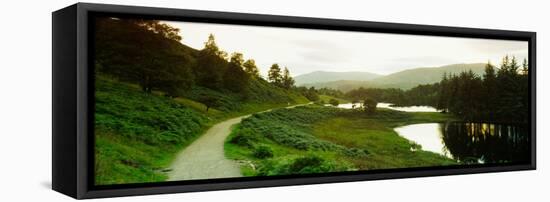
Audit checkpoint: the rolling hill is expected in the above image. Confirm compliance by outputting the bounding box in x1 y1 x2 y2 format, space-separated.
300 63 487 91
294 71 381 85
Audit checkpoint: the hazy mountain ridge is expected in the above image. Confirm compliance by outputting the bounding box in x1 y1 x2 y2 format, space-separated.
299 63 487 91
294 71 382 85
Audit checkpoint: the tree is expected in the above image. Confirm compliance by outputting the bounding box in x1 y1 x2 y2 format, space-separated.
500 55 510 72
482 62 498 120
296 86 319 101
519 58 529 121
363 98 378 114
496 55 522 122
268 63 282 85
198 96 220 112
229 52 244 66
521 58 529 75
435 56 528 123
131 19 182 41
203 34 228 59
281 67 295 89
196 34 227 89
509 56 519 73
436 73 450 112
306 87 320 101
223 52 250 92
243 59 260 77
94 18 194 94
329 98 339 106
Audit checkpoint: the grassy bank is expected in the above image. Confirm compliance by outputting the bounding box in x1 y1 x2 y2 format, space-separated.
225 106 457 176
95 76 308 185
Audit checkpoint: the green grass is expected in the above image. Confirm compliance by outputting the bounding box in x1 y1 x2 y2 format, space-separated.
173 97 223 116
225 106 457 177
95 77 209 185
94 75 309 185
311 111 457 169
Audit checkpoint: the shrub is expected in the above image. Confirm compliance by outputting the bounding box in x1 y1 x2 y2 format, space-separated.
329 98 339 106
343 147 370 157
409 142 422 151
229 128 256 147
253 145 274 159
280 155 338 174
363 98 378 114
256 160 276 176
239 106 346 151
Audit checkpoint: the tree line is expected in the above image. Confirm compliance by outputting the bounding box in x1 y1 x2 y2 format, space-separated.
344 56 529 123
95 18 303 99
437 56 529 123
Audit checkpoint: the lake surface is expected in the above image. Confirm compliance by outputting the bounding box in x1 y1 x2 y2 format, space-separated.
394 122 530 164
331 102 440 112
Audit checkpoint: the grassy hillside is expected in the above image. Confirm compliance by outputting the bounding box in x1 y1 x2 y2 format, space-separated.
294 71 381 85
95 75 308 185
225 106 457 176
181 77 308 114
302 63 486 91
95 77 209 185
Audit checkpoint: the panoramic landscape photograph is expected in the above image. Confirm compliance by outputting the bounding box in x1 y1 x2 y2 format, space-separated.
93 17 531 185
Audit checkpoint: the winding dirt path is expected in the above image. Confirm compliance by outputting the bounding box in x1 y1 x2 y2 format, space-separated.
167 103 309 181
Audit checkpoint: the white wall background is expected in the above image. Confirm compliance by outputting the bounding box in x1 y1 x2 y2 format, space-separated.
0 0 547 201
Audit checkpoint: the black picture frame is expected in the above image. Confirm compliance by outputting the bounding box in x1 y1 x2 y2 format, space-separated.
52 2 536 199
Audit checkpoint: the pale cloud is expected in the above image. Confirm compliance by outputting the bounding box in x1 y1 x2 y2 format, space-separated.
166 20 528 76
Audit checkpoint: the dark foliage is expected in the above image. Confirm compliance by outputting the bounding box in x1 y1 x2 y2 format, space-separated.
229 128 257 148
95 18 195 95
363 98 378 114
329 98 339 106
253 145 274 159
296 86 320 101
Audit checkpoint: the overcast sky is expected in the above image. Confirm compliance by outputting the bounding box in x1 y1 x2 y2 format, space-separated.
165 20 528 77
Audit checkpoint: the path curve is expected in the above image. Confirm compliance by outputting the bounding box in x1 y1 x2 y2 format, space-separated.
167 103 310 181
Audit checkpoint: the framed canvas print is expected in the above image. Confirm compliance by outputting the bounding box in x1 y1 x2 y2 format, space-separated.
52 3 536 199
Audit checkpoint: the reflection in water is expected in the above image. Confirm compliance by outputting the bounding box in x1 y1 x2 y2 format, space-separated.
394 123 453 158
394 122 530 164
441 122 530 164
332 102 440 112
377 103 440 112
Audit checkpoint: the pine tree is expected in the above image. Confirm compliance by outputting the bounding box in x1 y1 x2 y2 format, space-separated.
482 62 498 120
437 72 450 111
196 34 227 88
509 56 519 73
521 58 529 75
203 34 227 59
281 67 295 89
268 63 282 85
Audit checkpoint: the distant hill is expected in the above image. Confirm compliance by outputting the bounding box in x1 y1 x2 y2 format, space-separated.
302 80 371 91
302 63 487 91
294 71 381 85
369 63 487 89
